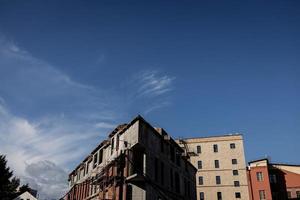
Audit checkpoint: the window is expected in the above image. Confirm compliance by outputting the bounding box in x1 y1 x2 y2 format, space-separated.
217 192 222 200
269 174 277 183
155 158 158 181
170 146 175 162
234 181 240 187
235 192 241 198
176 151 181 166
198 160 202 169
296 191 300 198
93 153 98 168
160 139 164 153
160 161 164 185
215 160 220 168
259 190 266 200
232 159 237 165
230 143 236 149
111 137 115 155
198 176 203 185
287 191 291 198
200 192 205 200
85 163 89 175
170 168 174 189
256 172 263 181
116 134 120 151
216 176 221 185
175 172 180 193
197 145 201 154
213 144 218 152
233 170 239 176
98 149 103 164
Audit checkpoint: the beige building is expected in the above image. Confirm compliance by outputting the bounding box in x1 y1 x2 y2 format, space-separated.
177 134 250 200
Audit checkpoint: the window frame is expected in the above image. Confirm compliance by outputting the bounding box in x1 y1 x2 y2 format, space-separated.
197 145 201 154
230 143 236 149
259 190 266 200
233 170 239 176
215 160 220 168
198 176 204 185
198 160 202 169
234 181 240 187
216 176 221 185
213 144 218 152
235 192 241 198
232 159 238 165
256 172 264 182
200 192 205 200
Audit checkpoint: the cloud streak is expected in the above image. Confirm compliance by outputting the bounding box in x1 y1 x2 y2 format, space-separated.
136 70 175 98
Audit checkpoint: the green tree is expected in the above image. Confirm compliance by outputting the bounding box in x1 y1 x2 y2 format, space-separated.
0 155 20 200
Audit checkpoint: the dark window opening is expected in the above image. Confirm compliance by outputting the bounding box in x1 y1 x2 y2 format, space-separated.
199 176 203 185
230 143 236 149
232 159 237 165
213 144 218 152
198 160 202 169
197 145 201 154
116 134 120 151
160 139 164 153
98 149 103 164
217 192 222 200
234 181 240 187
215 160 220 168
170 169 174 190
93 153 98 168
111 137 115 155
160 161 164 185
235 192 241 198
200 192 204 200
176 151 181 166
170 146 175 162
175 172 180 193
155 158 158 181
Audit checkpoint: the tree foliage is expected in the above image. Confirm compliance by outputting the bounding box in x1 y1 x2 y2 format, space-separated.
0 155 20 200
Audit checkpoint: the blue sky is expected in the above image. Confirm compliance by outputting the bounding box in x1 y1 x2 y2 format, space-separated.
0 0 299 199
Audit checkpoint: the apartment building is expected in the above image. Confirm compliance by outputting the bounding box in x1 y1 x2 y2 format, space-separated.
248 158 300 200
177 134 250 200
62 115 197 200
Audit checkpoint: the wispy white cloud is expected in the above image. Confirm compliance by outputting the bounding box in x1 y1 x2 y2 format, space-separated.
122 70 175 114
136 70 175 97
95 122 116 129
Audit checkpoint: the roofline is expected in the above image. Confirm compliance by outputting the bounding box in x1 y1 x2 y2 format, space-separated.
69 115 195 175
178 133 243 141
270 163 300 167
69 115 143 176
248 158 269 165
